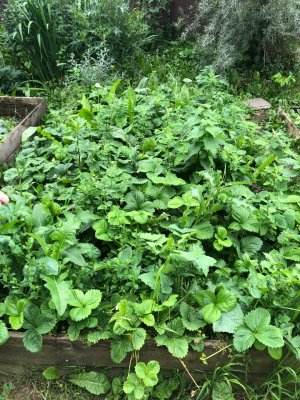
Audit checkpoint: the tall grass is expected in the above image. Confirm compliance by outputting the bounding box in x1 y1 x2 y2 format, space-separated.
16 0 60 81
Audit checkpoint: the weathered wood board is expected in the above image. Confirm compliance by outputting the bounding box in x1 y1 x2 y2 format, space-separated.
0 333 288 381
0 97 47 164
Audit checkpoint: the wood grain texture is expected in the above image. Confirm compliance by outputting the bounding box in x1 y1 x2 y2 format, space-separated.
0 97 47 164
0 332 283 379
281 111 300 138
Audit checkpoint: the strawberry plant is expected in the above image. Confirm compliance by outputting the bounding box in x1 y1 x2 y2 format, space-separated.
1 69 300 397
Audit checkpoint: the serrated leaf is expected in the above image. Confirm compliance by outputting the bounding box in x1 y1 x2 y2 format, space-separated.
111 337 133 364
132 327 146 350
155 335 189 358
233 325 256 352
135 361 160 387
244 308 270 331
212 381 234 400
87 330 111 344
180 302 204 331
9 314 24 330
69 372 110 395
23 329 42 353
69 289 102 321
255 326 284 348
175 245 216 276
241 236 263 256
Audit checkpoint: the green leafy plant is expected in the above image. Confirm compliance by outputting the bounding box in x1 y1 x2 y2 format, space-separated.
123 360 160 399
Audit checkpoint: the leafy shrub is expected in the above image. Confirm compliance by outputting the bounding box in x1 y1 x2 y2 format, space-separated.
0 66 24 94
3 0 150 81
67 48 117 87
183 0 300 71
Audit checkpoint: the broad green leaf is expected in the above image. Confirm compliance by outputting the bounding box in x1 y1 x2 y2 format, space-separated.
0 321 9 345
68 289 102 321
233 325 256 352
180 302 204 331
212 381 234 400
156 335 189 359
213 304 244 334
32 204 52 228
111 337 133 364
123 373 145 399
202 303 221 324
135 360 160 387
255 326 284 348
44 277 71 316
241 236 263 256
175 245 216 276
69 372 110 395
131 327 146 350
244 308 270 331
23 329 42 353
268 347 282 360
62 246 85 267
216 289 236 312
43 367 60 380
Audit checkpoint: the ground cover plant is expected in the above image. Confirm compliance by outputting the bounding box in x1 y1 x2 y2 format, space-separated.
0 117 15 142
0 69 300 398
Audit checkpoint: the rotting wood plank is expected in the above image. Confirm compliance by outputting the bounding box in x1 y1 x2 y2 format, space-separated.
0 97 47 164
0 332 283 380
280 110 300 138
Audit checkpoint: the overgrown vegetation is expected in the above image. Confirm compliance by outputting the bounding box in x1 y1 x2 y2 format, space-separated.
182 0 300 71
0 0 300 398
0 70 300 398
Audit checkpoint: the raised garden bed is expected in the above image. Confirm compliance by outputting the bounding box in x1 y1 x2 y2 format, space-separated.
0 333 292 381
0 97 47 164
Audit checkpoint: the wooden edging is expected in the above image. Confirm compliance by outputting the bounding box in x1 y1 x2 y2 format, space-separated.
280 110 300 138
0 333 284 380
0 97 47 164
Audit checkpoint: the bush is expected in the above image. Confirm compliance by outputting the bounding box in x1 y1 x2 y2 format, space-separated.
3 0 150 81
183 0 300 71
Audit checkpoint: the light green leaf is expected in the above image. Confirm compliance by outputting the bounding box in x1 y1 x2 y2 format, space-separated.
175 245 216 276
202 303 221 324
44 277 71 316
180 302 204 331
244 308 270 331
132 327 146 350
69 372 110 395
43 367 60 380
111 337 133 364
255 326 284 348
0 321 9 345
155 335 189 359
135 360 160 387
62 246 85 267
213 304 244 334
233 326 256 352
215 289 236 312
268 347 282 360
212 381 234 400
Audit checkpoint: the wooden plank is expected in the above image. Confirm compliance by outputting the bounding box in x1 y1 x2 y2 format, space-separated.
0 333 280 378
0 97 46 164
281 111 300 138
